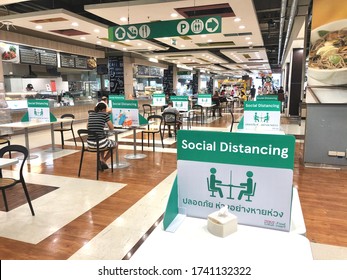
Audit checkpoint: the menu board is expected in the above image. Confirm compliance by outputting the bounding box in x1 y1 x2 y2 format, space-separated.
18 45 57 66
109 56 124 95
74 56 88 69
19 46 40 64
60 53 77 68
60 53 95 69
163 65 174 95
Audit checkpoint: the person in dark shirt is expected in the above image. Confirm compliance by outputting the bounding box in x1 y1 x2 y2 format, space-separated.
277 86 285 113
87 102 116 169
250 85 256 100
212 91 222 117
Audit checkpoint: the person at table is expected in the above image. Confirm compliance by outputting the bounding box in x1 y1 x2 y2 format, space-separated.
238 171 254 200
98 96 112 113
162 101 182 137
212 91 222 117
87 102 116 170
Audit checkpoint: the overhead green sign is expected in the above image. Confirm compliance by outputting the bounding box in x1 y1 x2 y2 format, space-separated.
108 16 221 41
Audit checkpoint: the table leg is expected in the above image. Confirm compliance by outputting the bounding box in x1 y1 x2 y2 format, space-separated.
111 131 130 169
45 123 62 152
124 127 147 159
21 127 39 161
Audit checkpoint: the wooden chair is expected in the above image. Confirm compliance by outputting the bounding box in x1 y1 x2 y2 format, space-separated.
0 136 11 158
142 104 155 118
54 114 77 149
77 129 114 180
162 112 181 140
141 115 164 152
0 145 35 215
192 104 204 124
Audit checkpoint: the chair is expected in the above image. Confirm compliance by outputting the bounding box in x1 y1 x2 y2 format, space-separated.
0 135 11 158
77 129 114 180
181 110 196 130
162 112 181 140
54 114 77 149
229 109 235 132
0 145 35 215
192 104 204 124
245 183 257 202
142 104 155 118
141 115 164 152
206 177 223 198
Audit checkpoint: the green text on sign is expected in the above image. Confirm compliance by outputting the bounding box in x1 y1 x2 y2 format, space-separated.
108 16 221 41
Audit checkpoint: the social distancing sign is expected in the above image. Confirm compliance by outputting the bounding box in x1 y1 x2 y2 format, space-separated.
164 130 296 232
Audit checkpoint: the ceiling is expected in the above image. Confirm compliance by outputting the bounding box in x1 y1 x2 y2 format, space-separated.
0 0 312 77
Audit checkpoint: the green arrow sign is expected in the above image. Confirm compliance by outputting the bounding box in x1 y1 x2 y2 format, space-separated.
108 16 221 41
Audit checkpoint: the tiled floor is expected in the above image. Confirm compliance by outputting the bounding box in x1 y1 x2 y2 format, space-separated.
2 118 347 260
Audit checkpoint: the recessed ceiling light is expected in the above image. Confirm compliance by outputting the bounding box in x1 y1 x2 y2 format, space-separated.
111 44 115 47
137 43 142 46
148 46 152 49
80 36 86 40
245 37 251 40
181 45 185 48
234 17 241 22
35 25 43 30
71 22 78 27
201 34 207 38
125 39 130 42
96 41 102 45
94 29 100 33
120 17 127 22
248 41 253 45
239 25 245 29
123 47 127 51
171 13 178 18
207 39 213 42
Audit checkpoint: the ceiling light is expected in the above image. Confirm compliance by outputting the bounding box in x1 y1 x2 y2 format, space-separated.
201 34 207 38
120 17 127 22
163 37 169 40
149 58 158 63
171 13 178 18
137 43 142 46
245 37 251 40
35 25 43 30
94 29 100 33
148 46 152 49
111 44 115 47
80 36 86 40
239 25 245 29
181 45 185 48
123 47 127 51
207 39 213 42
96 41 101 45
234 18 241 22
248 41 253 45
71 22 79 27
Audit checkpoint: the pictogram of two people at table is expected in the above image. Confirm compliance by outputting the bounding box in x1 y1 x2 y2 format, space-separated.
207 168 257 202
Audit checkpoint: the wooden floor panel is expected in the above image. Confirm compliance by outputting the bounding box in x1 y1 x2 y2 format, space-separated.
1 114 347 259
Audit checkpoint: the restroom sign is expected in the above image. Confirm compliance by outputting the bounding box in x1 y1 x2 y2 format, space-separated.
109 16 221 41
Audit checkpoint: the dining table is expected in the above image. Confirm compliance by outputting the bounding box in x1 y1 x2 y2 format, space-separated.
0 118 74 160
0 157 19 168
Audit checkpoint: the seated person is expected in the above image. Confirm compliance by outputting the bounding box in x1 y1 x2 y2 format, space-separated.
212 91 222 117
162 101 182 137
87 102 116 170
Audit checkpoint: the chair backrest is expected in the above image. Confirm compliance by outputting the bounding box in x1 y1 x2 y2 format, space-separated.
192 104 203 114
0 145 28 180
60 114 75 129
77 129 103 152
143 104 152 113
147 115 163 129
162 112 178 124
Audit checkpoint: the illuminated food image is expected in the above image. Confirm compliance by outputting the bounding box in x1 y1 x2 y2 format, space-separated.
309 28 347 69
307 20 347 86
1 45 17 60
87 57 97 69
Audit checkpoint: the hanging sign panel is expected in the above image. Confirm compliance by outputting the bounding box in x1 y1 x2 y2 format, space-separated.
109 16 221 41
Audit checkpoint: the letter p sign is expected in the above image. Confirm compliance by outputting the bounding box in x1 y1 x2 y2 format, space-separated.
177 20 189 35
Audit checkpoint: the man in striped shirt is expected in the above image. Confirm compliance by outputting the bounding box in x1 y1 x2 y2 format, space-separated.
87 102 116 170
